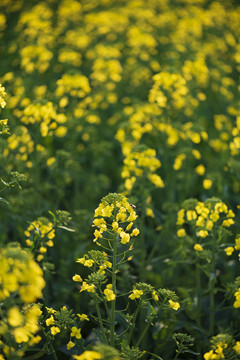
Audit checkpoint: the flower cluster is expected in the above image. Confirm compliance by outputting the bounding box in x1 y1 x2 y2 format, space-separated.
25 218 55 262
0 244 45 357
128 283 180 312
21 102 67 138
5 126 34 168
93 193 139 245
73 251 114 297
73 194 139 301
203 334 240 360
149 72 189 110
0 83 9 135
42 305 88 351
0 244 45 303
0 84 6 109
121 148 164 191
177 198 235 247
56 73 91 99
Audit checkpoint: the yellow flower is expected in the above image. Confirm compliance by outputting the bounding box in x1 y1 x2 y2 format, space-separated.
125 223 133 233
67 341 75 350
148 173 164 187
76 257 94 267
46 240 54 247
55 126 67 137
224 247 234 256
37 254 44 262
8 306 23 327
235 237 240 250
120 231 130 244
210 213 219 222
104 285 116 301
13 327 29 343
233 341 240 354
152 291 159 301
146 207 154 218
70 326 81 339
177 228 186 237
129 289 143 300
169 300 180 311
77 314 89 321
50 326 60 336
112 221 119 231
73 351 102 360
46 315 55 326
206 220 213 231
80 282 95 293
227 209 235 218
195 164 205 176
222 218 234 227
186 210 197 221
29 335 42 346
194 243 203 252
26 239 33 246
131 228 139 237
72 274 82 282
203 179 212 189
192 149 201 159
204 350 214 360
177 209 185 225
127 212 138 222
93 229 103 241
198 230 208 238
47 157 56 166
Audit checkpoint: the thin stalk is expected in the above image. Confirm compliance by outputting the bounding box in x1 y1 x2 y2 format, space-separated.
173 351 179 360
127 304 141 346
110 232 117 347
94 298 109 345
136 321 151 347
42 329 59 360
196 263 201 328
49 344 59 360
209 234 216 336
196 262 202 359
138 195 146 283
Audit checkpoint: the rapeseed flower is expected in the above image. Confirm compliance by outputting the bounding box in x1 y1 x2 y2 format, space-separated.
70 326 81 339
194 244 203 252
129 289 143 300
67 341 75 350
169 300 180 311
104 284 116 301
73 351 102 360
50 326 60 336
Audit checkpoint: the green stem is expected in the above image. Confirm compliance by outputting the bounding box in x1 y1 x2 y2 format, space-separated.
110 232 117 347
136 321 151 347
173 351 179 360
94 298 109 345
196 262 202 359
41 328 58 360
196 263 201 328
49 344 58 360
127 304 140 346
138 196 146 283
209 234 216 336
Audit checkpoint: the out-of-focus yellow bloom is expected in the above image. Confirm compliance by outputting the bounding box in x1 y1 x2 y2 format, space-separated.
194 243 203 252
169 300 180 311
